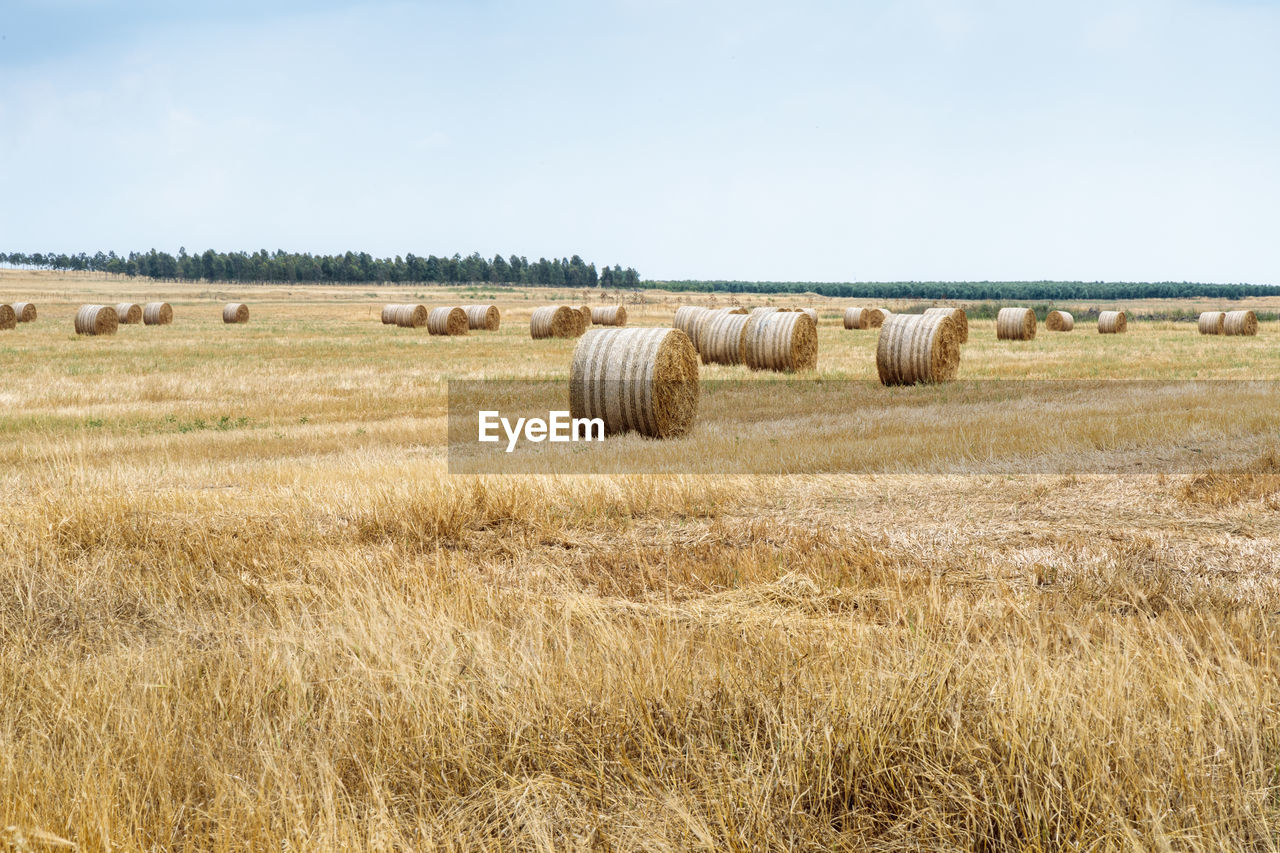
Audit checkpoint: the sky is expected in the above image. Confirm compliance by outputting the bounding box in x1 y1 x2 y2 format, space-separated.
1 0 1278 283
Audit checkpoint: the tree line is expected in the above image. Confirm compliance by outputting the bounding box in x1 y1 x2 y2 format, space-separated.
0 249 641 288
654 279 1280 300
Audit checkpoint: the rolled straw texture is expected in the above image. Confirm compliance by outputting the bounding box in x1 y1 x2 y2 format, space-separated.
591 305 627 326
924 306 969 343
461 304 500 331
570 327 699 438
12 303 36 323
530 305 580 339
1198 312 1225 335
1045 310 1074 332
115 303 143 325
75 305 118 336
428 306 469 336
143 302 173 325
996 307 1036 340
744 310 818 372
876 312 961 386
222 303 249 324
699 311 750 365
395 305 427 328
0 305 14 331
1098 311 1127 334
1224 310 1258 336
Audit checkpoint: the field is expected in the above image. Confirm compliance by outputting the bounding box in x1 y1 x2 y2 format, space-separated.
2 271 1279 851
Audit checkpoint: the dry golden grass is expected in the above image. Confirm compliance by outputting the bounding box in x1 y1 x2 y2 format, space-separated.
2 272 1280 851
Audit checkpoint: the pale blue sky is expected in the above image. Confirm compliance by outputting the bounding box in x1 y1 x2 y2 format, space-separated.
2 0 1277 282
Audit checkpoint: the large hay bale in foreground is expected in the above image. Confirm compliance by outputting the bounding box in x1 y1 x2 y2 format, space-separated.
996 307 1036 340
428 306 469 336
394 305 427 327
530 305 580 339
570 327 699 438
12 303 36 323
143 302 173 325
461 304 500 331
591 305 627 326
222 303 249 324
876 312 961 386
1224 310 1258 337
1098 310 1127 334
115 303 143 325
0 305 14 331
699 311 751 365
843 307 885 330
924 306 969 343
75 305 118 336
744 309 817 372
1046 310 1074 332
1198 311 1225 335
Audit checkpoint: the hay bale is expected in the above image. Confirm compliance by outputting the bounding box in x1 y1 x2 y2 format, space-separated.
460 304 500 331
577 305 593 328
74 305 118 336
800 307 819 323
699 311 751 365
1098 310 1127 334
996 307 1036 340
143 302 173 325
1046 310 1074 332
924 306 969 343
0 305 14 331
382 304 405 324
530 305 581 339
12 303 36 323
394 304 427 327
673 306 711 339
591 305 627 326
115 303 143 325
570 327 699 438
1224 310 1258 337
843 307 885 330
222 303 249 324
744 310 817 372
876 312 961 386
1198 311 1225 335
722 306 748 314
428 306 469 336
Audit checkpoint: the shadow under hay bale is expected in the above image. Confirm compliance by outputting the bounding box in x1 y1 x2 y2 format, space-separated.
570 327 699 438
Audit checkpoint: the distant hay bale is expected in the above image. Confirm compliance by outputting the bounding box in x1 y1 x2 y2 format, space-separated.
924 306 968 343
1224 310 1258 336
461 304 500 331
1046 310 1074 332
143 302 173 325
74 305 118 336
570 327 699 438
1098 310 1127 334
428 306 469 336
115 303 143 325
222 303 249 324
996 307 1036 340
699 311 751 365
12 302 36 323
876 312 961 385
0 305 14 331
591 305 627 326
394 304 427 327
843 307 885 330
530 305 580 339
382 304 404 324
744 309 817 372
1198 311 1226 335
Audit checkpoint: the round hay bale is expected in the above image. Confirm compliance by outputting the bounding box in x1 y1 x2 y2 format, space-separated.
996 307 1036 340
530 305 580 339
722 306 748 314
222 303 249 324
924 306 969 343
570 327 699 438
74 305 119 336
395 304 427 327
115 303 143 325
428 306 468 336
591 305 627 326
382 304 405 324
744 310 818 372
1198 311 1226 335
1098 310 1127 334
699 311 751 365
0 305 15 331
800 307 819 323
577 305 593 328
461 304 500 331
1045 310 1074 332
876 312 961 385
673 305 711 339
843 307 885 330
1224 310 1258 336
12 303 36 323
143 302 173 325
